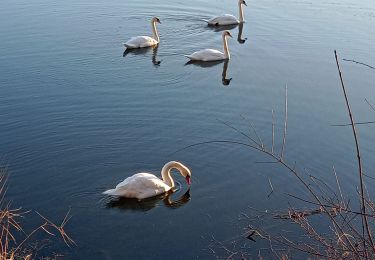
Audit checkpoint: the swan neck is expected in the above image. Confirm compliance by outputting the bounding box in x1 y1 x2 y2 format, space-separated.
223 35 230 59
161 161 189 188
151 21 159 43
161 163 177 188
239 2 244 22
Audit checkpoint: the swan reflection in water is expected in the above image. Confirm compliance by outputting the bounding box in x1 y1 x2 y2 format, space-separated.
237 23 247 44
207 23 247 44
185 60 232 86
106 188 191 212
123 45 161 66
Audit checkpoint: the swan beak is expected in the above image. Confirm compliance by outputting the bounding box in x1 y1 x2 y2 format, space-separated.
185 176 191 185
157 19 161 24
243 1 247 6
228 32 233 38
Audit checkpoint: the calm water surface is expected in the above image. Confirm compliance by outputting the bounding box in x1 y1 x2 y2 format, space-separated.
1 0 375 258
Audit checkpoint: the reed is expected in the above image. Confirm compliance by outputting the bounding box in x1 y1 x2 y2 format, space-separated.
0 166 74 259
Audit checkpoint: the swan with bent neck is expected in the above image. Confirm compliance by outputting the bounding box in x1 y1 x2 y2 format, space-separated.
103 161 191 200
204 0 247 26
123 17 161 49
184 31 232 61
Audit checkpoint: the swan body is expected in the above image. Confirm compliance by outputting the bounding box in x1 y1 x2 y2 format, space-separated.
204 0 247 26
204 14 239 26
185 49 226 62
124 36 158 48
123 17 161 49
103 161 191 200
185 31 232 61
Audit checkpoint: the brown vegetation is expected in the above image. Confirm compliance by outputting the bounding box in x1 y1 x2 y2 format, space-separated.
0 167 74 260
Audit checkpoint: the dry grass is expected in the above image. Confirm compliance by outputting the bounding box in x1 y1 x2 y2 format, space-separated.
0 166 74 260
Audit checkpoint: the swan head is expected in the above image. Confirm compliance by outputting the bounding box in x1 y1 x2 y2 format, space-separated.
239 0 247 6
240 0 247 6
178 163 192 186
223 31 233 38
152 17 161 24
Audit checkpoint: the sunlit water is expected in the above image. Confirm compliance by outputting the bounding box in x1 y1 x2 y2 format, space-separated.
1 0 375 258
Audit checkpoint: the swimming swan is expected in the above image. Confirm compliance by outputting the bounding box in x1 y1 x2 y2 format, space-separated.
103 161 191 200
184 31 232 61
123 17 161 49
204 0 247 26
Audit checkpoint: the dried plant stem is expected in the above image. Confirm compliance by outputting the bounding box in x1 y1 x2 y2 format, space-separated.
0 168 74 259
280 85 288 159
271 109 275 154
335 50 375 252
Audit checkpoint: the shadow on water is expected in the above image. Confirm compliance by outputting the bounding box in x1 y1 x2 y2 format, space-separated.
185 60 232 86
123 45 161 66
106 188 191 212
206 23 247 44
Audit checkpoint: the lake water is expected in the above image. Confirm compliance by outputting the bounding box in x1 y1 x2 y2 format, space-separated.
1 0 375 258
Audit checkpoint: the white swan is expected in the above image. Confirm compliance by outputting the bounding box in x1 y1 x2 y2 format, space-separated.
184 31 232 61
103 161 191 200
123 17 161 49
204 0 247 26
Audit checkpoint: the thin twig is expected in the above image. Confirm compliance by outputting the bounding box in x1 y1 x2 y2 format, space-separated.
272 109 275 154
280 85 288 159
217 119 259 146
365 98 375 113
343 59 375 70
240 114 264 149
331 121 375 127
332 166 344 204
267 178 274 198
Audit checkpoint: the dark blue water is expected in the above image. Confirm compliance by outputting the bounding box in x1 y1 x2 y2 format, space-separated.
1 0 375 258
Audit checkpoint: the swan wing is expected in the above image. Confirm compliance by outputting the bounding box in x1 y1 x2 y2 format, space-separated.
104 173 171 199
207 14 239 25
185 49 225 61
123 36 158 49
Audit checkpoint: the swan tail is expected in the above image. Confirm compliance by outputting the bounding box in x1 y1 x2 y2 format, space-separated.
103 188 118 196
184 55 193 60
202 19 210 24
